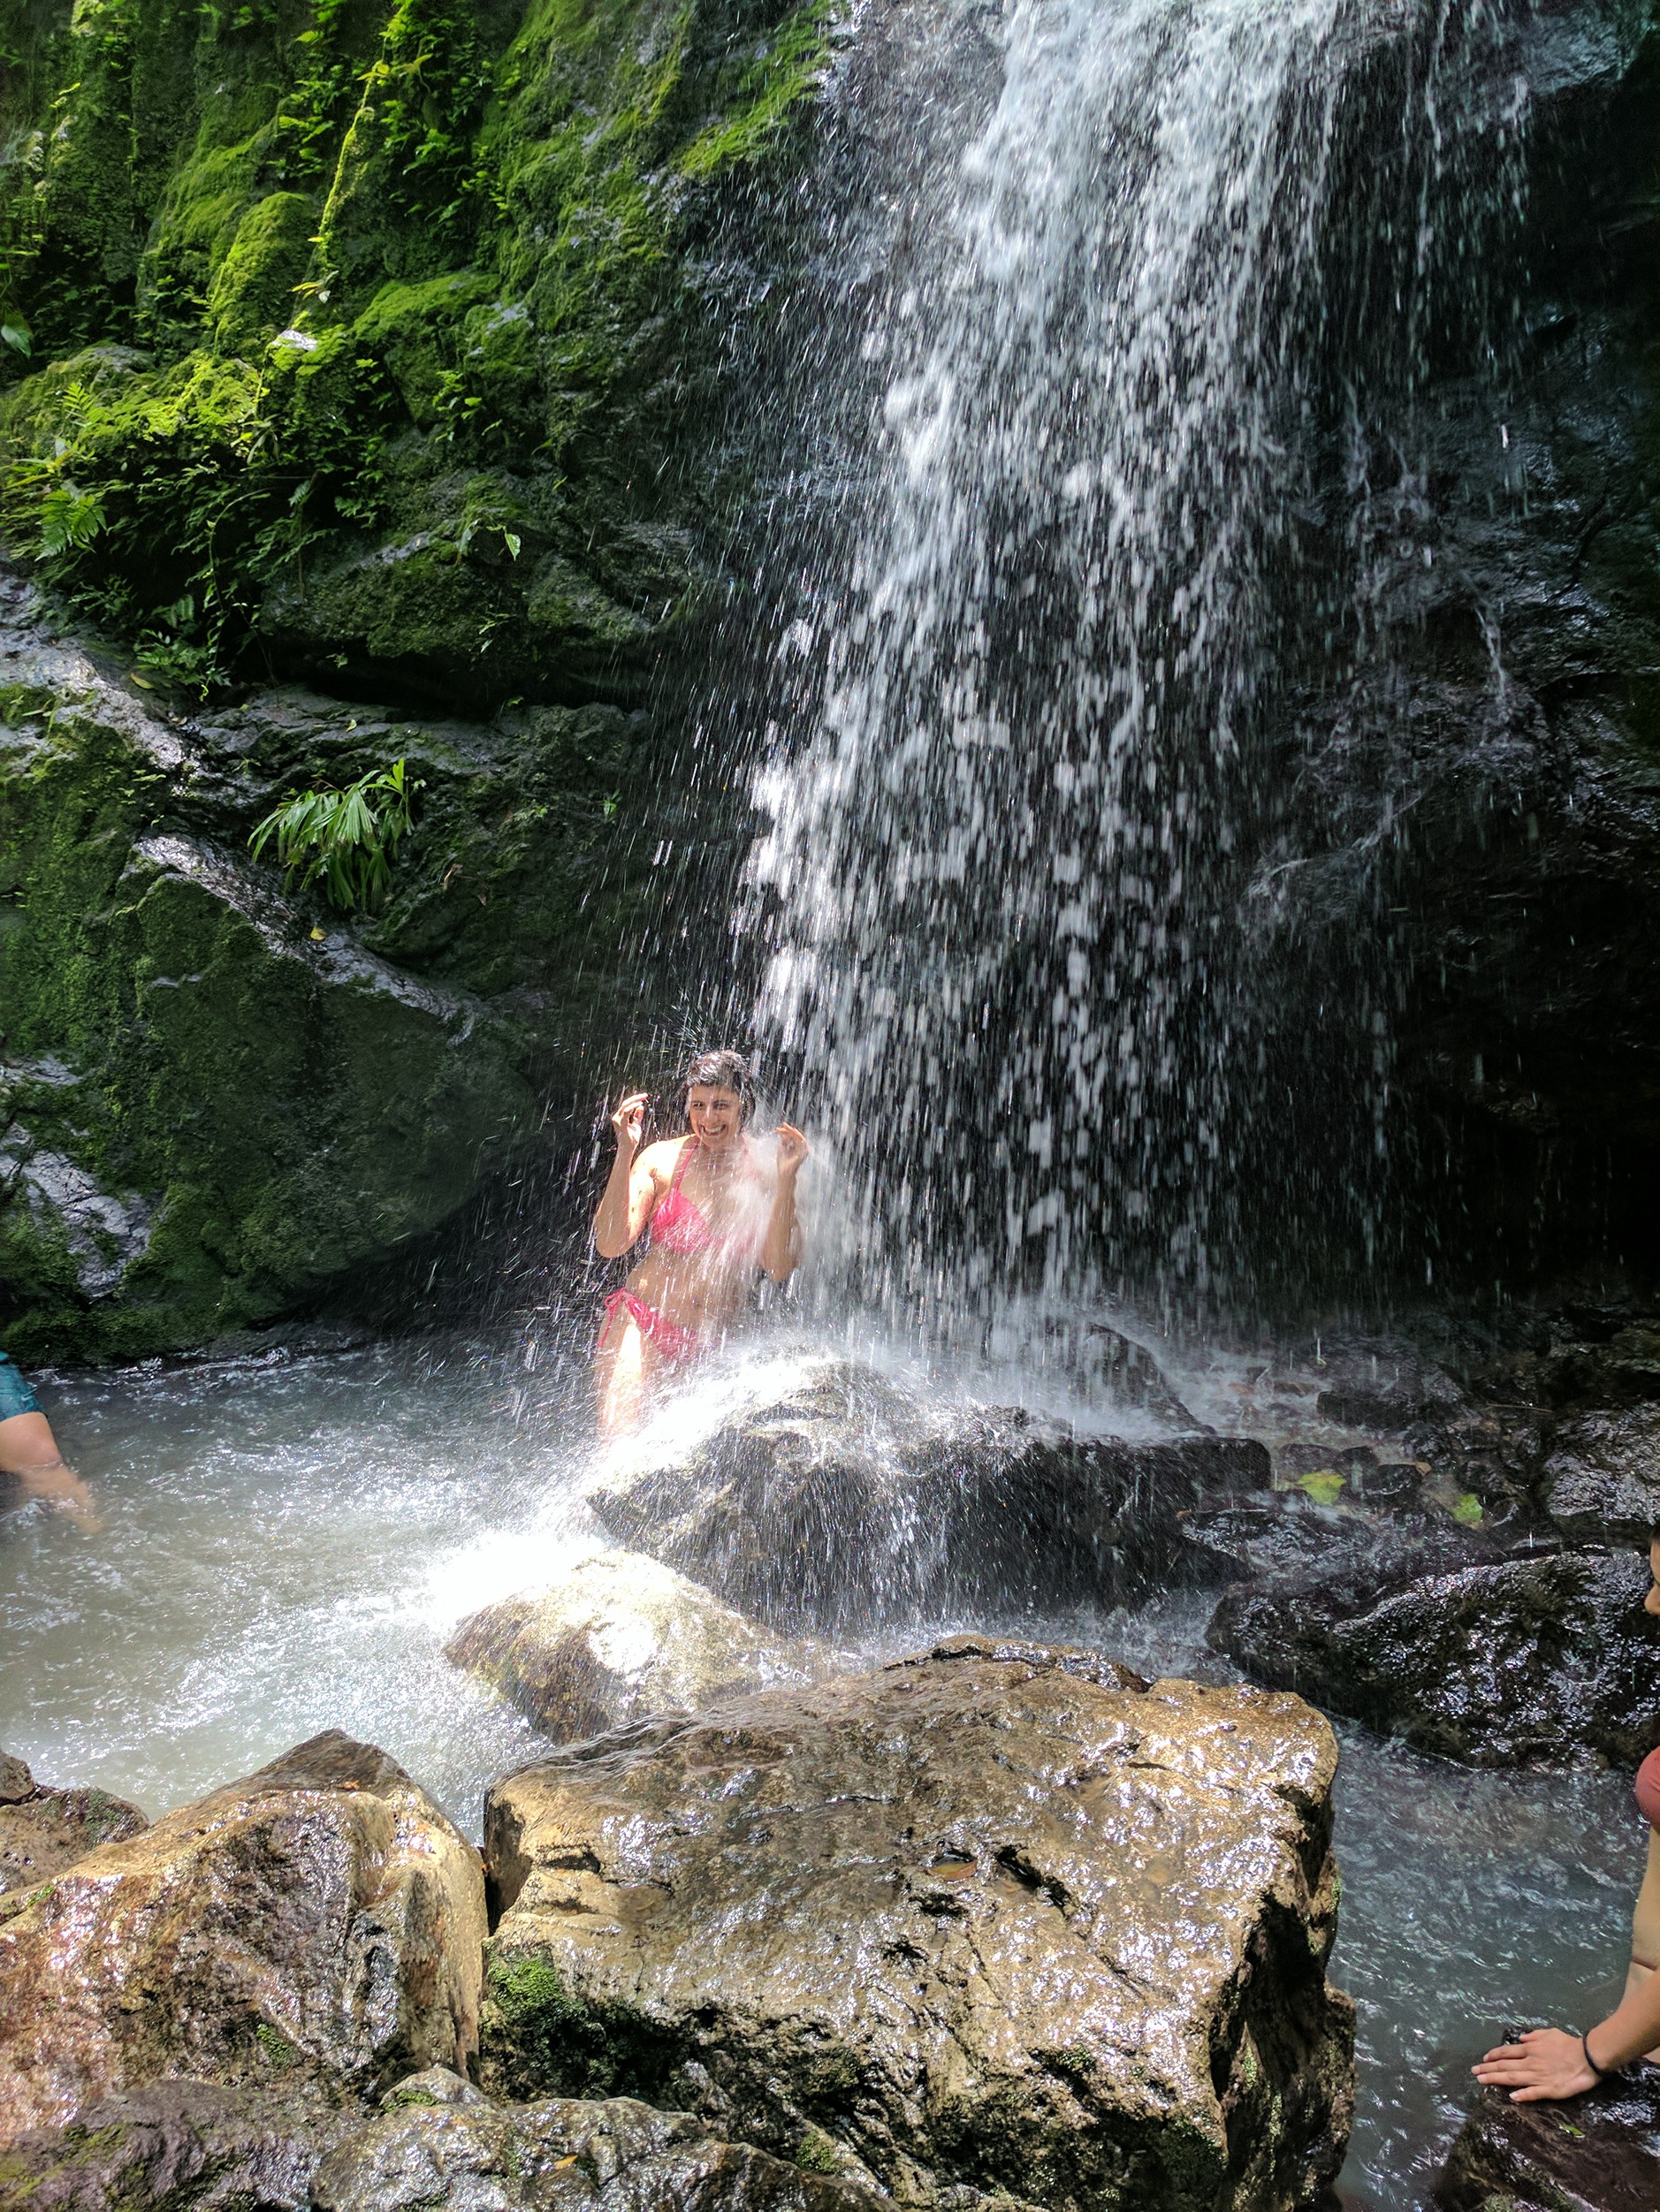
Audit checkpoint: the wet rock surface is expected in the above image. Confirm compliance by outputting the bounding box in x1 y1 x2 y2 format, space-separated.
0 2079 356 2212
0 1751 148 1900
445 1547 824 1746
312 2093 887 2212
1434 2066 1660 2212
1541 1404 1660 1547
586 1359 1271 1630
0 1730 486 2143
1210 1544 1660 1768
480 1636 1354 2212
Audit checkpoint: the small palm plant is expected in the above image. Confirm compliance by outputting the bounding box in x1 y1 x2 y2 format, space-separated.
249 757 423 913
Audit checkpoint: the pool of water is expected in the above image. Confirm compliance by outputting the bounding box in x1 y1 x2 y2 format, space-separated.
0 1335 1645 2208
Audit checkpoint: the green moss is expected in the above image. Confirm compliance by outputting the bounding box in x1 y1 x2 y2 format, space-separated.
1451 1491 1485 1526
794 2128 841 2175
254 2018 297 2068
1294 1470 1346 1506
478 1946 683 2102
0 0 836 698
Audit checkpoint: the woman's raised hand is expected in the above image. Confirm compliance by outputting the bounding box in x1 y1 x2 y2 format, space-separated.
611 1091 648 1152
776 1123 811 1179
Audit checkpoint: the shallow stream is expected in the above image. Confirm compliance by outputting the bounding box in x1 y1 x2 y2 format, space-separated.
0 1334 1645 2209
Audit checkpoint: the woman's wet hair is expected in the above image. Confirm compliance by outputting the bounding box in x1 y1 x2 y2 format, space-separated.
679 1048 757 1125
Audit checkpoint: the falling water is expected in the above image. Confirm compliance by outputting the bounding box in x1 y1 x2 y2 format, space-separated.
738 0 1530 1347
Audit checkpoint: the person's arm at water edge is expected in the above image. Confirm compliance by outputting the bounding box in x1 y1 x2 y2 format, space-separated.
759 1124 810 1283
1472 1965 1660 2101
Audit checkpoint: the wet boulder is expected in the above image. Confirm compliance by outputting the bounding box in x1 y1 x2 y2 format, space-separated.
1435 2067 1660 2212
0 1751 148 1899
0 1730 486 2143
586 1358 1270 1630
479 1636 1354 2212
1176 1490 1496 1588
0 2079 357 2212
311 2093 887 2212
445 1547 823 1745
1541 1403 1660 1546
1210 1546 1660 1767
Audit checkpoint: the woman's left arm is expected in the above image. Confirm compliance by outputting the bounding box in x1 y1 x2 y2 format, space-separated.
1473 1966 1660 2102
759 1124 810 1283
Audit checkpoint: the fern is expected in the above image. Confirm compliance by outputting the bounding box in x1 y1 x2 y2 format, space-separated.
249 756 423 913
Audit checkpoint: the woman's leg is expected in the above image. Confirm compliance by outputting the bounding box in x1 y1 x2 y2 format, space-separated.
595 1302 659 1439
0 1410 99 1530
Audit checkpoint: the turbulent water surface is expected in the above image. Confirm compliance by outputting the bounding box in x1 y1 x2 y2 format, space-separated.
0 1339 1643 2210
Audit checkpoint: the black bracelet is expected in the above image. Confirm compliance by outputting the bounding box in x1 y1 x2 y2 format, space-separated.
1582 2032 1611 2079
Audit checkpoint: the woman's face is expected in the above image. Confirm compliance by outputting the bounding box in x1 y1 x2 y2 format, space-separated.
1648 1540 1660 1616
688 1084 743 1149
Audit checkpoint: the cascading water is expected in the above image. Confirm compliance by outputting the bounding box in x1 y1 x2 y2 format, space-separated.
736 0 1533 1348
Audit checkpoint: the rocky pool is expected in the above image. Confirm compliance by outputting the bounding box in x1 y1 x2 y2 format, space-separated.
0 1332 1646 2208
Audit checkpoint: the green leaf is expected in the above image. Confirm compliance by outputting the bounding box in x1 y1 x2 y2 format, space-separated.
1 320 31 357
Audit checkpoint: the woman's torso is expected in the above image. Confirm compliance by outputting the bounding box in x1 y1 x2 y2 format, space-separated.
625 1137 768 1331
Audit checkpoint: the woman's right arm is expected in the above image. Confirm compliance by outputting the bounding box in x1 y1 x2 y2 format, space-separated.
593 1093 659 1258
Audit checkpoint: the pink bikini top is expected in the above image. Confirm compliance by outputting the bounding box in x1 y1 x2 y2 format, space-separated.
1638 1746 1660 1831
649 1138 761 1261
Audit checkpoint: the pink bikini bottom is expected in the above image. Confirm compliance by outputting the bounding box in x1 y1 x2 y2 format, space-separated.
600 1288 703 1364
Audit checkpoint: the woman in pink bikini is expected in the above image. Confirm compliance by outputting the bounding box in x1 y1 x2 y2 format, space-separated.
591 1049 810 1437
1473 1524 1660 2098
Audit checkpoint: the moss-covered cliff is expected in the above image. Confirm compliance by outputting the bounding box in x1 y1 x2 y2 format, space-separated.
0 0 828 1357
0 0 827 696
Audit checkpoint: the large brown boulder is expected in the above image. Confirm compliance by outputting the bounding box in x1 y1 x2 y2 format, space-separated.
0 1752 148 1899
445 1547 824 1745
0 1731 486 2144
479 1636 1354 2212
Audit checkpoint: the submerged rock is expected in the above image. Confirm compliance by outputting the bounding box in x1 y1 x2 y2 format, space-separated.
0 1730 486 2143
1435 2067 1660 2212
445 1547 821 1745
1210 1546 1660 1767
311 2094 887 2212
586 1359 1271 1630
0 1750 148 1898
479 1636 1354 2212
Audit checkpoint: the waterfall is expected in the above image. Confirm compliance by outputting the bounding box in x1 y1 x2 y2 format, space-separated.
738 0 1529 1348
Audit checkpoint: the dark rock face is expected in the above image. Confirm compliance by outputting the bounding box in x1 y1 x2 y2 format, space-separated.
585 1359 1271 1630
1542 1405 1660 1545
311 2095 887 2212
445 1547 823 1745
0 1730 486 2142
1435 2067 1660 2212
0 1751 148 1899
1210 1545 1660 1767
480 1638 1354 2212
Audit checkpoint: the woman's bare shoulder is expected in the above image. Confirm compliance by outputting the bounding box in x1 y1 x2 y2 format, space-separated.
635 1136 686 1179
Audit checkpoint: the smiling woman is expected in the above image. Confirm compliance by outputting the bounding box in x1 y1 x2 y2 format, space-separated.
1472 1525 1660 2099
590 1049 811 1437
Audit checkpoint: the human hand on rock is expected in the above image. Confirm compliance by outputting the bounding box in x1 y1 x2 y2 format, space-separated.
1472 2027 1598 2102
775 1123 810 1181
611 1092 648 1153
